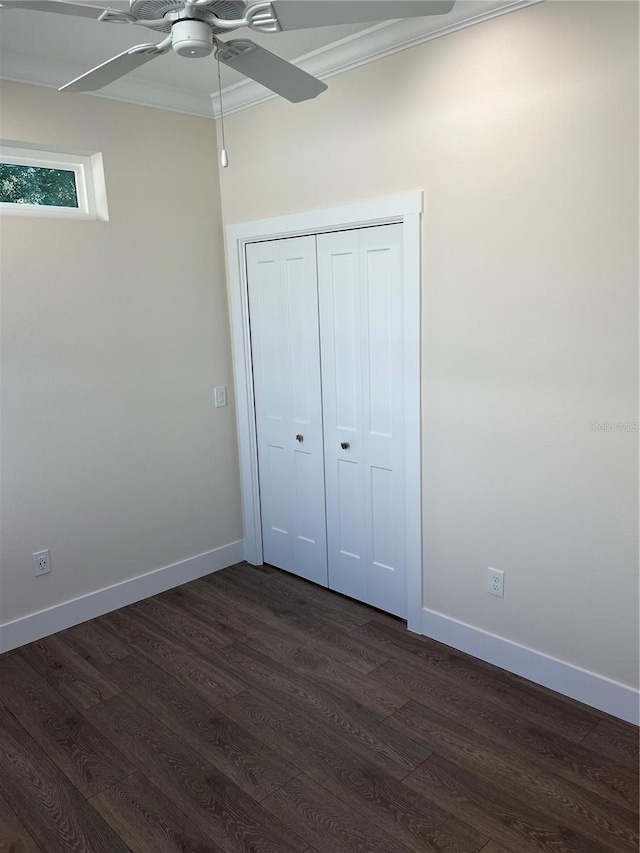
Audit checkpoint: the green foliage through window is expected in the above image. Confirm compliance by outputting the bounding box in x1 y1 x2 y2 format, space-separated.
0 163 79 207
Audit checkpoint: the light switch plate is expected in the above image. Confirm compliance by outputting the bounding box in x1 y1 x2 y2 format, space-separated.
214 386 227 408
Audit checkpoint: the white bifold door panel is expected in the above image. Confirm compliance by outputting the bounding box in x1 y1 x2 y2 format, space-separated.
246 224 406 617
318 226 405 617
246 236 328 586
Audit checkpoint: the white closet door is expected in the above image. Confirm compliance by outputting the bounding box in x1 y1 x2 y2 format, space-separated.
318 225 406 617
246 236 328 586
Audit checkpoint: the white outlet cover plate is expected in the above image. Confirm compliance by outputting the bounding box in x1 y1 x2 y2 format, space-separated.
488 567 504 597
33 549 51 576
214 386 227 408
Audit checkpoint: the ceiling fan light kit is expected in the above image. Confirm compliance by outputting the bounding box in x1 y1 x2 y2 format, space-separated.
172 18 214 56
1 0 456 101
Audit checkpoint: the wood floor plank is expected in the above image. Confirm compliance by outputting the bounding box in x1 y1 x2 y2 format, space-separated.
159 581 272 645
251 564 404 630
164 578 388 681
224 563 373 633
1 564 636 853
218 642 427 779
240 562 400 630
0 708 130 853
114 619 412 779
372 656 639 811
387 701 638 852
0 652 134 798
152 582 402 719
102 651 300 801
227 619 403 719
581 716 639 769
196 573 388 674
17 635 121 711
129 594 234 655
0 792 42 853
99 606 246 705
218 688 485 853
262 772 414 853
91 770 225 853
404 754 615 853
220 566 403 638
83 691 308 853
354 621 601 743
56 619 131 669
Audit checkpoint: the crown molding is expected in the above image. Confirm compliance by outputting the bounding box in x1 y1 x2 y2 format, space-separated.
211 0 542 118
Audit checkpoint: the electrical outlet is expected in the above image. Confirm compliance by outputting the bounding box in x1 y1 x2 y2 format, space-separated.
488 567 504 597
33 549 51 576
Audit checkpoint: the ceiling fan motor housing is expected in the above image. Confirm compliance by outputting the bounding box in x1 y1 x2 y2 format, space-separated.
172 19 214 57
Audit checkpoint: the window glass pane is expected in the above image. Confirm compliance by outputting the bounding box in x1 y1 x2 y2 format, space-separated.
0 163 79 208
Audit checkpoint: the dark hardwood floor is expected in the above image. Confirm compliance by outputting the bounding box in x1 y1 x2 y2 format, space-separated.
0 562 638 853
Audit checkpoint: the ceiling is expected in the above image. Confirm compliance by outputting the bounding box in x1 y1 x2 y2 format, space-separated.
0 0 540 117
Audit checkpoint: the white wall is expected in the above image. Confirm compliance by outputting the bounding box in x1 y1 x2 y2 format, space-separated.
217 1 639 689
0 82 242 629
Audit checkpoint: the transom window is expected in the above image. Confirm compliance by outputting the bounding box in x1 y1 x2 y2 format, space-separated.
1 162 79 208
0 144 106 220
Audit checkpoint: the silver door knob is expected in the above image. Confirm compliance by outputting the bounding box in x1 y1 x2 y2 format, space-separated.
341 441 350 450
296 434 304 443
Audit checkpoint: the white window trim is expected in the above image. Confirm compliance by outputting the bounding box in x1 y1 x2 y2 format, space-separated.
225 191 423 632
0 144 105 220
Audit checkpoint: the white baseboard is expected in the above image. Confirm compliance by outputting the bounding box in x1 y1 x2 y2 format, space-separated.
0 540 244 654
420 607 639 725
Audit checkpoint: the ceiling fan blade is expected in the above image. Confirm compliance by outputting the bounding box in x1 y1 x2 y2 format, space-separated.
60 42 168 92
269 0 455 30
216 39 327 103
0 0 113 18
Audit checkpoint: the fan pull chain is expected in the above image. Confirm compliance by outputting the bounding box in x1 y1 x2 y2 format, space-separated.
216 53 228 168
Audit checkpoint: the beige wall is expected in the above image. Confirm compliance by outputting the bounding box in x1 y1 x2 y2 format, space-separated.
0 82 242 625
217 1 639 688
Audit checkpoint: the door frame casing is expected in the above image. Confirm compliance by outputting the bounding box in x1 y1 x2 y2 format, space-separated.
225 191 423 631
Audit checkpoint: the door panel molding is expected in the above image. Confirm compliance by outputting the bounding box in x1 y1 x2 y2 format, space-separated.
225 192 423 631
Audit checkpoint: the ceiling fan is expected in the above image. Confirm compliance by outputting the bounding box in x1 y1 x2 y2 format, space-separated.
0 0 455 102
